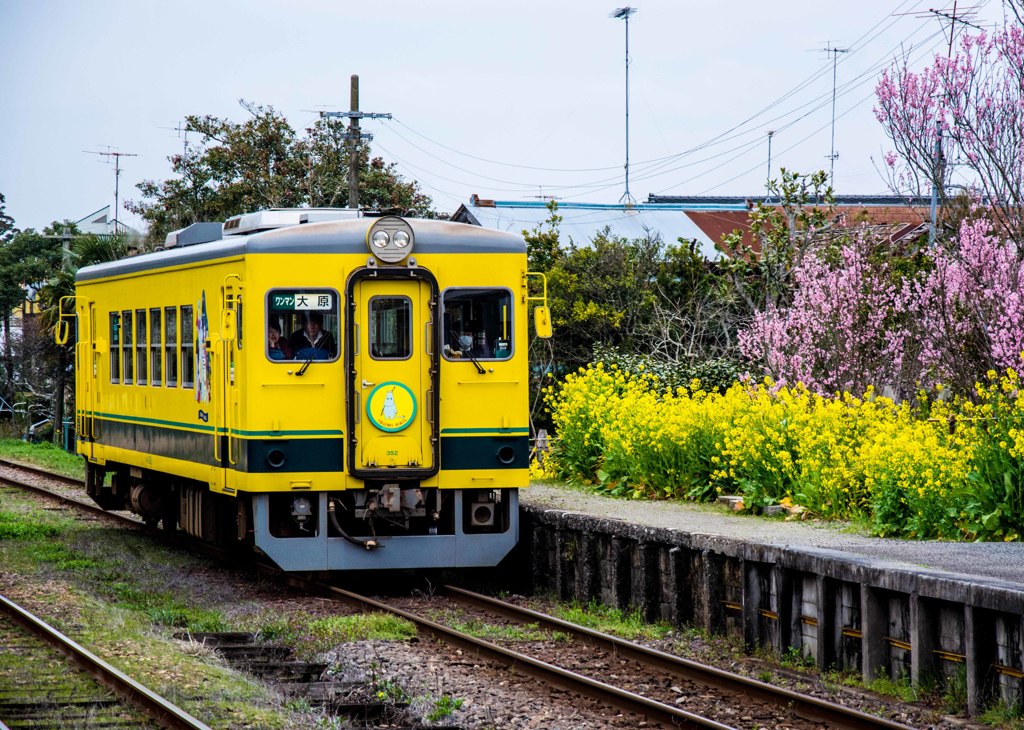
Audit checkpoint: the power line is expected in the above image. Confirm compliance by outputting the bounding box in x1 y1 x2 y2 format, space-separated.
384 5 944 201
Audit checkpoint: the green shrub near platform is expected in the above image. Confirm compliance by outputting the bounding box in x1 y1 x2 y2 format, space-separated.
541 363 1024 541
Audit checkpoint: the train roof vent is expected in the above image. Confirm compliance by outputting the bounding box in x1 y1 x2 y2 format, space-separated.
164 222 224 248
222 208 362 237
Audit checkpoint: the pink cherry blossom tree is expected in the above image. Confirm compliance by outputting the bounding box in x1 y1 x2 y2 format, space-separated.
738 232 914 395
875 5 1024 245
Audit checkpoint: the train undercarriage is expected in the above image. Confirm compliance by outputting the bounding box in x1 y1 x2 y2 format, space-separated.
84 461 519 571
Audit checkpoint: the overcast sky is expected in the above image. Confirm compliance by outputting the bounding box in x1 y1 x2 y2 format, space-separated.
0 0 1009 232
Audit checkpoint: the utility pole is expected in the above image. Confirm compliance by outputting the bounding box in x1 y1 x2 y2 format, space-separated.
914 1 979 245
765 130 775 202
84 147 138 233
929 121 943 247
822 43 849 187
319 75 392 209
610 7 638 207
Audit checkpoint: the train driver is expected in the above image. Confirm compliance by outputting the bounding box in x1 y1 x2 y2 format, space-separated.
289 311 336 360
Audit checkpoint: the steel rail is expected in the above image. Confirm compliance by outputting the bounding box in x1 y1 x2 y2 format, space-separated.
281 575 737 730
0 460 916 730
0 456 83 487
442 584 915 730
0 593 212 730
0 470 113 518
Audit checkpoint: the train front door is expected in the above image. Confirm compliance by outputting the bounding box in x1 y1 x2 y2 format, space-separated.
348 272 439 477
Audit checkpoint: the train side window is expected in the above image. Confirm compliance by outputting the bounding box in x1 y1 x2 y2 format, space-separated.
369 296 411 360
441 288 513 361
150 309 162 386
135 309 147 386
265 289 339 362
121 310 134 384
164 307 178 387
181 305 195 387
110 312 120 384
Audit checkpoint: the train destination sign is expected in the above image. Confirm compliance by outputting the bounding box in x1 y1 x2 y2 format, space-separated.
271 292 333 310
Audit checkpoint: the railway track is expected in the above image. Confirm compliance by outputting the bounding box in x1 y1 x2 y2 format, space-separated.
287 577 917 730
1 458 920 729
0 593 210 730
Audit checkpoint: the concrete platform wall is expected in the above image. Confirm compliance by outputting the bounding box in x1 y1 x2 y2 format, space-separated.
523 506 1024 715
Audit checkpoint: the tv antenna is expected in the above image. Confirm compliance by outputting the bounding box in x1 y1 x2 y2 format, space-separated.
897 3 983 58
821 43 849 187
610 6 638 207
83 146 139 233
159 121 190 159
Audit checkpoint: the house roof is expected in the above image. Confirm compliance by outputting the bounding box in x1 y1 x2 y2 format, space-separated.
74 205 141 237
452 194 932 260
452 197 734 260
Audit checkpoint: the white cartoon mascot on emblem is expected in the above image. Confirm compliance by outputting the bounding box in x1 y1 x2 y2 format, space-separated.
382 389 398 420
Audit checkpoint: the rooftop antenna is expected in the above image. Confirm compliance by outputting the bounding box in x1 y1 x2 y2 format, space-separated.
895 2 983 56
610 6 638 207
83 146 138 234
159 121 190 160
822 43 849 188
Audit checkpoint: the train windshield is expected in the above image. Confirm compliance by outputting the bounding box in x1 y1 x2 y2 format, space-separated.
441 288 513 361
266 289 340 362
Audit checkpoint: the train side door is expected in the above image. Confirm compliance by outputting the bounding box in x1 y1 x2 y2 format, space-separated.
78 301 98 457
348 271 439 477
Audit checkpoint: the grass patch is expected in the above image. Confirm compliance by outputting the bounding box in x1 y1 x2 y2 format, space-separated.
0 504 98 570
0 508 63 539
440 610 557 642
980 700 1024 729
866 674 919 703
551 600 674 641
0 439 85 479
0 489 320 727
104 582 228 633
256 612 416 659
780 645 816 670
24 540 99 570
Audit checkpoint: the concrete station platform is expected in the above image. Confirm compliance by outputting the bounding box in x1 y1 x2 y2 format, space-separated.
519 484 1024 715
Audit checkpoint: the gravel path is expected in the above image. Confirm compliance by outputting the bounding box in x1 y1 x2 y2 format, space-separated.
523 483 1024 587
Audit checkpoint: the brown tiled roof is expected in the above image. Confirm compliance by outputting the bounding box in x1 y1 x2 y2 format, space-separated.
692 205 931 257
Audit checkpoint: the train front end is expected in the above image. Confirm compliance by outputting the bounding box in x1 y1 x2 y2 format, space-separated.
239 214 541 571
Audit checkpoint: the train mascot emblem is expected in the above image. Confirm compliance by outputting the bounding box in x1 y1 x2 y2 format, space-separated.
366 382 417 433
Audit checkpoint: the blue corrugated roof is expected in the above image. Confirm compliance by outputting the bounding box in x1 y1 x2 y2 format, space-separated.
453 199 725 260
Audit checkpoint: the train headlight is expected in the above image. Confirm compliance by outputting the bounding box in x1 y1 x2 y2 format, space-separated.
366 216 414 263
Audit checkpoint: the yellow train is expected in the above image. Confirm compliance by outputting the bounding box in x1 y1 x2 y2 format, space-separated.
65 210 550 571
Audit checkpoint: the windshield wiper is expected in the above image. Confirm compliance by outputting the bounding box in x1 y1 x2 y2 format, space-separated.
295 340 324 376
448 329 485 374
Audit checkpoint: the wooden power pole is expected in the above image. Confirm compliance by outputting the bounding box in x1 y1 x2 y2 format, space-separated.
320 75 391 209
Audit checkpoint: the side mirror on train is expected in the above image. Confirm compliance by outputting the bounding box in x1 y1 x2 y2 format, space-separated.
534 306 552 339
55 320 70 346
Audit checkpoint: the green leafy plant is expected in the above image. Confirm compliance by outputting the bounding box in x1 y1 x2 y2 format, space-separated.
426 695 464 722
